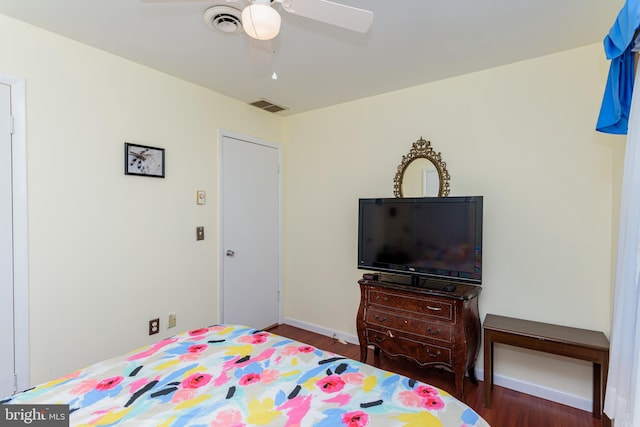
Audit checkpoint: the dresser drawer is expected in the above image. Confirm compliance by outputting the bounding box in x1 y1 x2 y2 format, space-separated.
366 328 452 367
365 308 453 343
368 288 454 321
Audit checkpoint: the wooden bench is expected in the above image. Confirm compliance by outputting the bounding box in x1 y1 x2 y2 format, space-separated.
483 314 610 426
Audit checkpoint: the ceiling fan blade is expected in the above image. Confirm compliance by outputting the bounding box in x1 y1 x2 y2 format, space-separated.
141 0 239 3
283 0 373 33
141 0 203 2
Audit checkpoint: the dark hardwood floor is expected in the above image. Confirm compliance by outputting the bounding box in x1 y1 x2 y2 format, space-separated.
268 323 605 427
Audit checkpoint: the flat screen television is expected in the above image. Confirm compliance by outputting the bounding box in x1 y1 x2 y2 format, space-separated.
357 196 483 286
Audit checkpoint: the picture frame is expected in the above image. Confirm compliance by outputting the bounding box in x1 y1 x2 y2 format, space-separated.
125 142 165 178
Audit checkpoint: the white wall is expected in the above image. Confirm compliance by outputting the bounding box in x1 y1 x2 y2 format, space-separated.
283 43 623 407
0 14 284 385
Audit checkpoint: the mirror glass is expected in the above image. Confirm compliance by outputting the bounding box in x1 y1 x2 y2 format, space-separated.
401 158 439 197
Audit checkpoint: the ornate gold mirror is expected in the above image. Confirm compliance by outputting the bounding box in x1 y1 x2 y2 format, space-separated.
393 137 450 198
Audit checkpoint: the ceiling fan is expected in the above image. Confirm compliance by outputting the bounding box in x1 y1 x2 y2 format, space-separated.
142 0 374 41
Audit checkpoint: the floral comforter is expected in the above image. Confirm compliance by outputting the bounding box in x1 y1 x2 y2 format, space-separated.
2 325 489 426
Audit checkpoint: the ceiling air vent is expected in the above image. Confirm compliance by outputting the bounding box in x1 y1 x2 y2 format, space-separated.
250 99 288 113
203 5 244 34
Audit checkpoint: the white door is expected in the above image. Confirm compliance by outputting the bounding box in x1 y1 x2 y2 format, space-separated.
220 133 280 329
0 82 15 396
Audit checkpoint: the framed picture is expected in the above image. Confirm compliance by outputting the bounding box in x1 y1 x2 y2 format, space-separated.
125 143 165 178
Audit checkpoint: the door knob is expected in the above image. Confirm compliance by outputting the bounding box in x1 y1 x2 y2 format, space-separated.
226 249 235 257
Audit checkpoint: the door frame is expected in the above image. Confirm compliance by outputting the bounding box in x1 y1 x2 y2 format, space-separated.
217 129 283 325
0 73 29 392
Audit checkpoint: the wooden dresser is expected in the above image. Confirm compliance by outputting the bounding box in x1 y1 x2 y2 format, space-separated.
356 277 481 400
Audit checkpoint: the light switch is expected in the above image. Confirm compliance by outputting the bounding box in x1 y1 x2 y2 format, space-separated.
196 226 204 241
196 191 206 205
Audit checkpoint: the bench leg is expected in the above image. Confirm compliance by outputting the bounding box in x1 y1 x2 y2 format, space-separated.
483 337 493 408
593 362 601 418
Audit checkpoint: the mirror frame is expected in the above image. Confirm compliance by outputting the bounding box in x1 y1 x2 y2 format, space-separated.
393 137 450 198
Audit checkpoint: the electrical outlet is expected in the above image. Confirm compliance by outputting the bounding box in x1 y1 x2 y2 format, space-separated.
149 318 160 335
168 313 176 329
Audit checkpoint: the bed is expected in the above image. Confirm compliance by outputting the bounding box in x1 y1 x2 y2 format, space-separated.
2 324 490 426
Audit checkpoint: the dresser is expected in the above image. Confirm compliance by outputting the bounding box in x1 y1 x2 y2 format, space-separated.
356 277 481 400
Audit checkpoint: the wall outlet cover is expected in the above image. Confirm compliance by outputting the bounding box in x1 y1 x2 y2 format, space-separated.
149 318 160 335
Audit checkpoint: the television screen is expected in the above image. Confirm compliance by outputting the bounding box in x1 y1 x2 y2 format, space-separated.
358 196 483 285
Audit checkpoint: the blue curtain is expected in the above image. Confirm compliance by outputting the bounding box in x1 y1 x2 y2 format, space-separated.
596 1 640 134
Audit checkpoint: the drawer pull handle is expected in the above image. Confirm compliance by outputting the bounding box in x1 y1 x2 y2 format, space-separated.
374 314 387 322
374 335 387 343
426 348 441 357
427 306 442 311
375 295 389 302
426 327 441 335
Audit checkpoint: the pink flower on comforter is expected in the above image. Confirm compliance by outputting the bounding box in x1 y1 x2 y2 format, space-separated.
189 344 208 353
210 409 245 427
238 332 269 344
239 373 261 386
182 373 212 389
423 396 445 410
414 385 439 398
95 376 123 391
281 345 316 356
316 375 346 393
188 328 210 336
342 410 369 427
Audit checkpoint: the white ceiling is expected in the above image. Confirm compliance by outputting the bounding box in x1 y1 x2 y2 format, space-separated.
0 0 623 115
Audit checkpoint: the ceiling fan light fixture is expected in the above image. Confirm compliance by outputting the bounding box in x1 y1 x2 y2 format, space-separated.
242 0 281 41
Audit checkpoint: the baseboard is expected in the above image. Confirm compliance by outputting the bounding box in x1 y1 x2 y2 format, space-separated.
281 317 360 346
475 368 592 412
281 317 592 413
